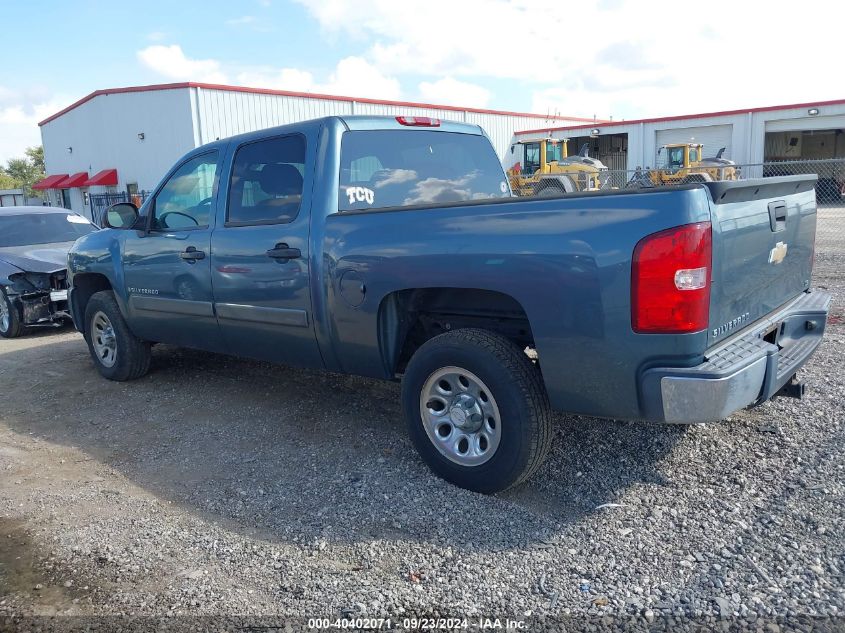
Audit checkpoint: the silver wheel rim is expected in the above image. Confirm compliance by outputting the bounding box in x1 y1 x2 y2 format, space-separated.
0 295 9 333
419 366 501 467
91 311 117 368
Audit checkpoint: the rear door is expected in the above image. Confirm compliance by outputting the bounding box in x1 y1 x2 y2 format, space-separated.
209 133 323 369
706 176 817 345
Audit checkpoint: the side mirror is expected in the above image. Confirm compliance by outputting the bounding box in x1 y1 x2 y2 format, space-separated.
104 202 139 229
657 147 663 155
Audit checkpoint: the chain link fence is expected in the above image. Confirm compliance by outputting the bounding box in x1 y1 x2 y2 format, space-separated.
512 158 844 202
595 158 845 202
513 157 845 247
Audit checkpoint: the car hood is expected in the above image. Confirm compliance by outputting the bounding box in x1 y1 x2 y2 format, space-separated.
0 241 75 274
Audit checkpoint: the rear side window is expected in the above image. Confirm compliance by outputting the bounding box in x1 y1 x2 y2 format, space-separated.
339 130 509 211
227 135 306 225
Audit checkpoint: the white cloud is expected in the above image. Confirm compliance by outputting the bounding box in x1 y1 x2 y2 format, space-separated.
137 45 227 84
294 0 844 119
0 90 75 164
236 67 315 92
323 57 401 99
137 43 401 100
236 56 401 100
418 77 491 108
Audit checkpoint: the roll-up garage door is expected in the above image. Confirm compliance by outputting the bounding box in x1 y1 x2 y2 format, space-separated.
656 125 733 163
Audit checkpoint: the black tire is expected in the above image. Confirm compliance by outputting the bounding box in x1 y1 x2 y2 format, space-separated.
83 290 151 381
0 288 24 338
680 174 711 185
533 182 566 198
533 175 574 197
401 328 553 494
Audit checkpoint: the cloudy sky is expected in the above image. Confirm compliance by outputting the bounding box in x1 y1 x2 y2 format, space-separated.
1 0 842 162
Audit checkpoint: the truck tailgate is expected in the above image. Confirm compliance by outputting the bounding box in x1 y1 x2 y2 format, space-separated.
704 176 818 346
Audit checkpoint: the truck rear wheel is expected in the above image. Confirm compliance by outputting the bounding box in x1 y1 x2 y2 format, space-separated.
401 328 553 493
84 290 151 381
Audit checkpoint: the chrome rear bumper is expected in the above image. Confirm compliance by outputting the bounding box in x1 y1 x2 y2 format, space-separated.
640 290 831 423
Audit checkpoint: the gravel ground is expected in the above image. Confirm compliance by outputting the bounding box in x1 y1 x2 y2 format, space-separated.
1 207 843 631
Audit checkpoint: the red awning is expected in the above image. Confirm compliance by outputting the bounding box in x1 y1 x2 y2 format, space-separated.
32 174 69 190
83 169 118 187
53 172 89 188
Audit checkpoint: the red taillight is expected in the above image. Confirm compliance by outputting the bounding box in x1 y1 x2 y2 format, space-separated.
632 222 712 334
396 116 441 127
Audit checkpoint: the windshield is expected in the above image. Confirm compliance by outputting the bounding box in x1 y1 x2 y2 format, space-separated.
339 130 510 211
665 146 685 169
545 140 563 163
0 213 96 247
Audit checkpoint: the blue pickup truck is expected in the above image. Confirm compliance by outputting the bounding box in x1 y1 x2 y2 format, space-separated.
67 115 831 493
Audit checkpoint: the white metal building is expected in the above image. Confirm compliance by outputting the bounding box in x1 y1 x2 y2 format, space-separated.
510 99 845 175
35 82 594 218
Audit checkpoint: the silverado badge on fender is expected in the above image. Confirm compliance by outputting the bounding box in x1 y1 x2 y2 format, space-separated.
769 241 788 265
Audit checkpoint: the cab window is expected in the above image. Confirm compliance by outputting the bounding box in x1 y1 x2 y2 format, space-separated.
666 146 685 170
151 152 218 230
689 147 699 162
524 143 541 174
545 141 562 163
227 135 306 225
338 130 509 211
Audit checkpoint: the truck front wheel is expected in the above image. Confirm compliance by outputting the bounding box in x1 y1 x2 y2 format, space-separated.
83 290 151 381
401 329 553 493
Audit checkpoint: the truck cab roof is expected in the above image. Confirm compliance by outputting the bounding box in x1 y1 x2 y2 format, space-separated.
197 115 486 154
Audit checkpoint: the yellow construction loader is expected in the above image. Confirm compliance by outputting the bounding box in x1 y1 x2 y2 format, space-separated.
627 143 739 187
507 138 609 196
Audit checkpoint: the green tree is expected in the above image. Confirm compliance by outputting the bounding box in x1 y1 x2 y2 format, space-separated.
0 171 21 189
25 146 45 174
2 145 45 196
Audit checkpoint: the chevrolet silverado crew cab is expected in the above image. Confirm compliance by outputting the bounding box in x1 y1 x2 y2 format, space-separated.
67 115 831 493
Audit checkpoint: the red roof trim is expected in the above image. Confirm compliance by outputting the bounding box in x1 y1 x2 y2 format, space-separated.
38 82 598 127
514 97 845 135
32 174 69 190
83 168 118 187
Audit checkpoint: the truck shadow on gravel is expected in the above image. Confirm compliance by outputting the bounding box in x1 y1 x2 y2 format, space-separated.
1 337 685 549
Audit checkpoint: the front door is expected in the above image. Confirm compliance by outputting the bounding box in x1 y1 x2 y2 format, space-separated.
122 150 224 351
210 134 323 368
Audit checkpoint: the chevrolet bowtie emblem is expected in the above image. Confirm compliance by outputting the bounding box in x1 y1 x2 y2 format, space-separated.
769 241 788 265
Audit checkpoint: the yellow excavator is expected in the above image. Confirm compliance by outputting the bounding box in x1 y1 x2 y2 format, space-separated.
627 143 739 187
507 138 608 196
